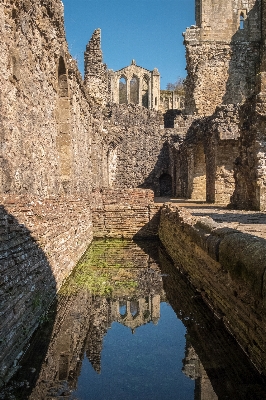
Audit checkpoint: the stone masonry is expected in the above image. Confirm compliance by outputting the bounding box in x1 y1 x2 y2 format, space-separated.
1 0 266 388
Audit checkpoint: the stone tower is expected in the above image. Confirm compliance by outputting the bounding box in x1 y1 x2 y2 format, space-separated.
84 28 109 102
184 0 261 116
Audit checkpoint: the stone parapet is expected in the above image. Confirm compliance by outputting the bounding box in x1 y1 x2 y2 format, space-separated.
159 204 266 374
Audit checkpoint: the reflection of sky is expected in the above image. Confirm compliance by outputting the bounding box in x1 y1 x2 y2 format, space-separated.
71 303 194 400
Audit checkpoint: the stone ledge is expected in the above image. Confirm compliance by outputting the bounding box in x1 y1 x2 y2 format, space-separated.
159 204 266 299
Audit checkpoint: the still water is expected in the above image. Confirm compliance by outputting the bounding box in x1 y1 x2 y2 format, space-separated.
1 239 266 399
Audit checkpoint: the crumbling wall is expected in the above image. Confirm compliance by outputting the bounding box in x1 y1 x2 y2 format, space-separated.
175 106 240 204
84 28 109 103
229 1 266 211
184 0 261 116
101 103 177 196
0 0 106 197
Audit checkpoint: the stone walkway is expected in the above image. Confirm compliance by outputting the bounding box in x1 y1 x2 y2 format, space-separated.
154 197 266 240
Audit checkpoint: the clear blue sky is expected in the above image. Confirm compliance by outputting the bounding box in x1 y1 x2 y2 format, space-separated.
62 0 195 89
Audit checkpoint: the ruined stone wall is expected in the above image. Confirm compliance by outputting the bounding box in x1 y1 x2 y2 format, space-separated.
84 29 109 104
159 204 266 375
230 0 266 211
184 0 261 116
0 0 105 197
109 61 160 110
92 189 160 238
101 103 177 196
0 195 93 385
175 106 240 204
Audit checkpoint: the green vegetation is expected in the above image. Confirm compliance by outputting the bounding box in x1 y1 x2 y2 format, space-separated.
60 239 139 297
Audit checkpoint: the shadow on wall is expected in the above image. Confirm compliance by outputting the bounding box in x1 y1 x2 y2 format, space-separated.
163 110 182 128
0 206 57 391
138 141 174 197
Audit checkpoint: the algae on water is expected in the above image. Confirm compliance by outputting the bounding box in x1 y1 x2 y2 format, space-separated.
60 240 139 296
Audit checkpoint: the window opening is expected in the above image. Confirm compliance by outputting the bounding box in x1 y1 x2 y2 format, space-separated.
130 76 139 104
119 77 127 104
240 13 245 30
142 76 149 108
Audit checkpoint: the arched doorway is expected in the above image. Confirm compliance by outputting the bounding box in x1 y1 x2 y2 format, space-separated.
159 173 172 197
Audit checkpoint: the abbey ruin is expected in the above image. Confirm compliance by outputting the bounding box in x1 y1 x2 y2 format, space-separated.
1 0 266 388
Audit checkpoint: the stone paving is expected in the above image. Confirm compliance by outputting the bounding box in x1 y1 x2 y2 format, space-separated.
154 197 266 240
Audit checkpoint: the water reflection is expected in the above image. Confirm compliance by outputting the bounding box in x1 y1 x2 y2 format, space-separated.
1 239 266 399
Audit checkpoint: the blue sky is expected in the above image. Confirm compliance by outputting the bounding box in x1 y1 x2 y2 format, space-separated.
62 0 195 89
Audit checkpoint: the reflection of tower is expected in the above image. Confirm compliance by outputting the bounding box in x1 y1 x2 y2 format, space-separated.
110 294 161 331
183 343 218 400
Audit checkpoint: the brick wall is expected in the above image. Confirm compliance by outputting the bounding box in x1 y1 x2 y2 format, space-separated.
92 189 160 239
0 195 93 384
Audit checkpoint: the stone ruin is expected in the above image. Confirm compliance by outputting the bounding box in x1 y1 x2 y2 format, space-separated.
1 0 266 208
1 0 266 387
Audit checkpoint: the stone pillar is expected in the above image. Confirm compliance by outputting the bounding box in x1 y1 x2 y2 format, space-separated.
148 79 152 109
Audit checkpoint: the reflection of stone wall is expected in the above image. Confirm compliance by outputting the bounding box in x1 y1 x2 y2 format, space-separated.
12 241 164 399
159 247 266 399
0 195 93 385
159 205 266 375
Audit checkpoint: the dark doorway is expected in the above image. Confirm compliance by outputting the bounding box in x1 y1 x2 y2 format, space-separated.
159 174 172 196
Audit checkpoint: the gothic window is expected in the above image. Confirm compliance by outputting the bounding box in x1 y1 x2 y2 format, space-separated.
240 12 245 30
130 76 139 104
142 76 149 108
119 76 127 104
119 301 127 317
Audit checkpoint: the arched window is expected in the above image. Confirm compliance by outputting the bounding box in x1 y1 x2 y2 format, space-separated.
130 301 139 317
119 76 127 104
130 76 139 104
142 76 149 108
58 57 68 97
240 13 245 30
119 301 127 317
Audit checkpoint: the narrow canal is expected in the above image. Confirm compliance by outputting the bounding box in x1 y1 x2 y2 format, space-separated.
1 239 266 399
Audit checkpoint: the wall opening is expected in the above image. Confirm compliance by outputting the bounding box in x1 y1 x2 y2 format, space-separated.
240 13 245 30
130 301 139 317
130 76 139 104
119 76 127 104
159 173 172 197
119 301 127 317
142 76 149 108
57 56 72 191
191 144 206 201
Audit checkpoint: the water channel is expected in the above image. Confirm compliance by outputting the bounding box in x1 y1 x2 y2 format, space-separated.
1 239 266 399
